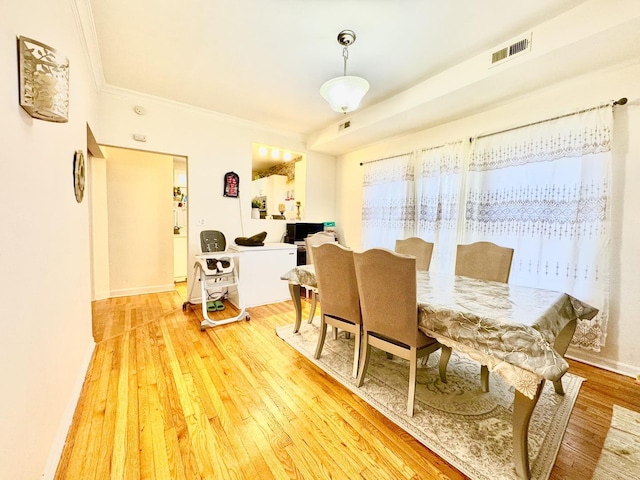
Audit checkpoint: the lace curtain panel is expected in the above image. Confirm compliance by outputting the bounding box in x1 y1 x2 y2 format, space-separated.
361 153 415 250
415 142 465 274
359 106 613 351
465 107 612 351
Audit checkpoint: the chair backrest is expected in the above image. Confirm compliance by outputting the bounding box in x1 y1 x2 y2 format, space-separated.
394 237 434 271
200 230 226 252
304 231 336 264
313 243 361 324
353 248 420 347
455 241 514 283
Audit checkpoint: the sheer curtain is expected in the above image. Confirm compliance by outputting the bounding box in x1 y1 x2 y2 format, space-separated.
415 142 465 273
465 106 613 351
361 153 415 250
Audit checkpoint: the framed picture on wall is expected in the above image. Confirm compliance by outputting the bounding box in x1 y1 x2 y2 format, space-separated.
223 171 239 198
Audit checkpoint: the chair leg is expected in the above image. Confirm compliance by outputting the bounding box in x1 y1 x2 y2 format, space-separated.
439 345 452 383
308 291 317 323
356 333 371 387
481 365 490 392
407 347 417 417
313 316 328 359
352 328 362 378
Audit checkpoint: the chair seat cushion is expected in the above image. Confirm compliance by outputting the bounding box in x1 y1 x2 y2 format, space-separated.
370 330 438 349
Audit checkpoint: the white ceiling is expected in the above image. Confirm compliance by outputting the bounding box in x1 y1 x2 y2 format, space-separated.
88 0 593 142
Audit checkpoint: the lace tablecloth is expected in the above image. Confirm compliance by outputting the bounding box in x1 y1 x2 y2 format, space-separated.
416 271 597 398
281 266 597 398
281 264 317 289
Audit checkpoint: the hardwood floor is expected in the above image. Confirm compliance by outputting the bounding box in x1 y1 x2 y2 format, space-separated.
55 286 640 479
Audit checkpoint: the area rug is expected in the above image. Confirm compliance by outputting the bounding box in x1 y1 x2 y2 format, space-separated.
276 321 584 480
593 405 640 479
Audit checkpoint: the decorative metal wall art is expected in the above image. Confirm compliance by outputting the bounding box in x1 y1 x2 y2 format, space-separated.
17 36 69 123
73 150 85 203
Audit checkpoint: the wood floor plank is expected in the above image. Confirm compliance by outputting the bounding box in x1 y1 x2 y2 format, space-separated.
92 338 122 479
135 325 157 480
124 329 141 480
110 331 130 479
55 287 640 480
55 347 102 479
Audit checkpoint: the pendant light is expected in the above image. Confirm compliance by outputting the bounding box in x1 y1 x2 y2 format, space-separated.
320 30 370 114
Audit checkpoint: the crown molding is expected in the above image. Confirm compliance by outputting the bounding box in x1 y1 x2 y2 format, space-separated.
99 84 306 142
69 0 105 92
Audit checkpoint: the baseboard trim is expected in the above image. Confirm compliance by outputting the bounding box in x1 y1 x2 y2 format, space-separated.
110 283 176 298
41 343 95 479
567 347 639 379
93 290 110 301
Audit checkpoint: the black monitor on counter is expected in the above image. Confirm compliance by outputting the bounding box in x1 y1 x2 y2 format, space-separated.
284 222 325 245
284 222 327 265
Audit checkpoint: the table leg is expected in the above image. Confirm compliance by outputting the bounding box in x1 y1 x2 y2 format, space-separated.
438 345 452 383
552 319 577 395
289 283 302 333
513 380 544 480
481 365 490 392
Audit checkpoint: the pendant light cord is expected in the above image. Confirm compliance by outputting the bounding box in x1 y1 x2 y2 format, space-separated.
342 47 349 76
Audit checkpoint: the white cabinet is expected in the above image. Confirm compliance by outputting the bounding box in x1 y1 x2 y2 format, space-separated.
229 243 297 307
173 235 188 281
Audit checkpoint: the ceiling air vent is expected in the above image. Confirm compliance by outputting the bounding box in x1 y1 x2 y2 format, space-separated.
490 33 532 67
338 120 351 131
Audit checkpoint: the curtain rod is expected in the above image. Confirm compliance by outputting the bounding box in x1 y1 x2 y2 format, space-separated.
472 97 627 142
359 152 410 167
358 98 627 165
359 141 460 166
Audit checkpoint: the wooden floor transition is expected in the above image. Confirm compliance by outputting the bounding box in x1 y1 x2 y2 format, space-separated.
55 285 640 479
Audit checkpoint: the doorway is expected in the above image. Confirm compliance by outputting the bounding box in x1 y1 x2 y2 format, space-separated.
89 145 188 302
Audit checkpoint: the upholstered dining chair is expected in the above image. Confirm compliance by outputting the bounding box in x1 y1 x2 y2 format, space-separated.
394 237 434 271
312 243 362 378
303 231 337 323
454 241 514 283
439 241 514 391
305 231 336 264
354 248 441 417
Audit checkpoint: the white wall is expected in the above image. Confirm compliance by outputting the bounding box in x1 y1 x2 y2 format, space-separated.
94 88 336 287
90 154 110 300
336 62 640 378
104 146 175 296
0 1 98 478
304 151 336 224
5 3 634 479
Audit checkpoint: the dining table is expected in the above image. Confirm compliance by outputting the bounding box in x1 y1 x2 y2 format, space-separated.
281 264 598 480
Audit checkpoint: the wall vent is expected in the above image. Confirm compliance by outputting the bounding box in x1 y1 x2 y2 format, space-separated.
338 120 351 131
490 33 532 67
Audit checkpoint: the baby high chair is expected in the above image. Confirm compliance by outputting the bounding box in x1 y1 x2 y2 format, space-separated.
182 230 249 329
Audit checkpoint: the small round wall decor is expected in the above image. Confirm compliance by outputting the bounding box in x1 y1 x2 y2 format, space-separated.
73 150 86 203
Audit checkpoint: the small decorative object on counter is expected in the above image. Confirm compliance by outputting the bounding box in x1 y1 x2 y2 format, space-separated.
234 231 267 247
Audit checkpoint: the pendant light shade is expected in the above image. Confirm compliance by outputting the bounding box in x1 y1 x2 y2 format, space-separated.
320 30 369 114
320 75 370 113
